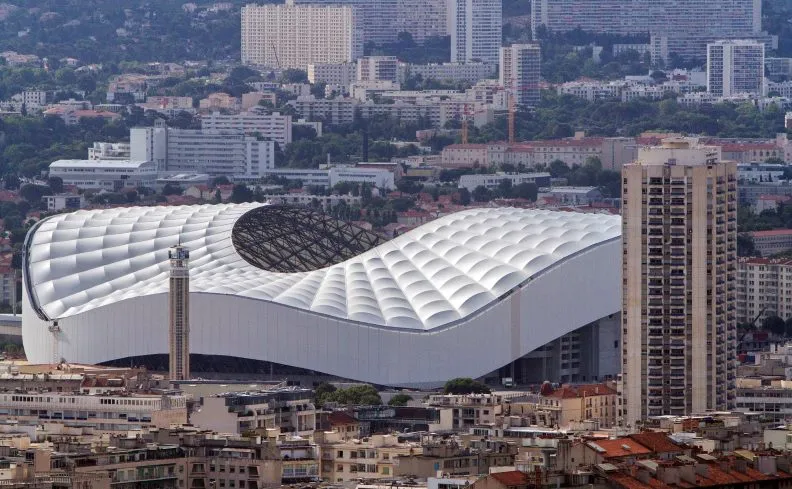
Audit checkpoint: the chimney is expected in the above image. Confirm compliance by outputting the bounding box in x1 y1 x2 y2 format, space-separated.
636 469 651 484
733 459 747 474
679 464 697 484
695 463 710 478
757 455 778 476
657 466 679 485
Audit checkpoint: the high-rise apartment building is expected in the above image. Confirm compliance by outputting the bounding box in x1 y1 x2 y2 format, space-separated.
448 0 502 64
130 122 276 178
499 44 541 108
395 0 447 41
707 40 765 97
201 111 293 147
736 257 792 325
531 0 765 61
622 138 737 426
292 0 398 45
168 244 190 381
241 0 363 70
357 56 399 83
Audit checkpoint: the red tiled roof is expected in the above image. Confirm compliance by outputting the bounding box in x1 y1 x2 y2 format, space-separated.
489 471 531 487
547 383 616 399
717 142 777 152
628 432 684 454
588 438 652 458
749 229 792 237
739 257 792 266
327 411 358 426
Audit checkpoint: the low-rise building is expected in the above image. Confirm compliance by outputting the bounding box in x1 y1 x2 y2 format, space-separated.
0 391 187 433
329 166 395 190
307 62 357 86
318 432 419 482
441 144 489 168
458 172 551 191
737 257 792 324
749 230 792 257
400 63 497 84
754 194 792 213
87 142 131 160
538 383 618 428
48 160 158 191
541 186 604 205
191 388 316 436
260 192 361 210
198 92 240 112
427 394 505 431
395 439 517 477
42 194 86 212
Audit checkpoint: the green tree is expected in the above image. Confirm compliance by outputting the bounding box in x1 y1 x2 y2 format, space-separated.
47 176 64 194
763 315 786 336
230 184 254 203
388 393 413 406
513 182 538 201
444 378 491 395
472 185 493 202
737 234 757 257
162 184 183 196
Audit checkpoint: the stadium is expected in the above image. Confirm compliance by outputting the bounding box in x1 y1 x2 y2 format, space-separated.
22 203 621 387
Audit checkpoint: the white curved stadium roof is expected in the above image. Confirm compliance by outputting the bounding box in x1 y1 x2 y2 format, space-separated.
23 204 622 385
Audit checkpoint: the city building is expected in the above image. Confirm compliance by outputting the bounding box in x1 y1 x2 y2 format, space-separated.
538 383 619 428
328 166 395 189
394 439 517 478
292 0 398 45
749 229 792 257
130 123 276 178
200 111 293 147
307 62 357 86
0 391 187 432
622 138 737 424
87 142 130 160
319 433 418 482
23 205 621 386
42 194 86 212
241 1 363 70
400 62 496 84
47 160 158 191
531 0 766 62
499 44 541 108
448 0 502 64
541 186 604 205
394 0 447 41
707 40 765 97
191 388 316 436
736 257 792 324
458 172 551 191
357 57 399 83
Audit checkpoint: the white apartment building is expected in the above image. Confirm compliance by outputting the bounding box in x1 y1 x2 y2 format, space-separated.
292 0 398 45
458 172 551 191
0 392 187 432
241 1 363 70
329 166 395 189
262 169 331 186
394 0 447 41
500 44 541 108
448 0 502 64
42 194 86 211
707 40 765 97
307 62 357 86
357 57 399 83
320 433 419 482
201 111 293 147
532 0 764 61
130 123 275 178
88 142 131 160
15 90 47 111
737 257 792 324
400 62 496 84
622 138 737 425
48 160 158 191
191 389 316 436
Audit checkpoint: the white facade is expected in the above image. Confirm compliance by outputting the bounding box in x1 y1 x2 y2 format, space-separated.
449 0 502 64
401 62 496 84
88 142 131 160
23 205 621 387
328 166 395 189
48 160 158 191
707 40 765 97
499 44 541 108
0 391 187 432
458 172 550 191
201 111 293 147
191 389 316 435
307 63 357 86
130 125 276 178
42 194 86 211
357 57 399 83
241 1 363 69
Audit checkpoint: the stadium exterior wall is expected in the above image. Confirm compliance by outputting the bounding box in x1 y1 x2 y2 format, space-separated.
23 238 620 387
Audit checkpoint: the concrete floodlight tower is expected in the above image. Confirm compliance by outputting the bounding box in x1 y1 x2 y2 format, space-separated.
168 244 190 381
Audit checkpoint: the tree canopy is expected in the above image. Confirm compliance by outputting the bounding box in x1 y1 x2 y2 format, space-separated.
443 378 491 395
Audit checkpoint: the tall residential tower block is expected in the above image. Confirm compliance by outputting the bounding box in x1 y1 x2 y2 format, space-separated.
621 138 737 426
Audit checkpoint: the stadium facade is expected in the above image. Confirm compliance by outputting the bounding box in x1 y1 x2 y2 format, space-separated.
23 204 621 387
